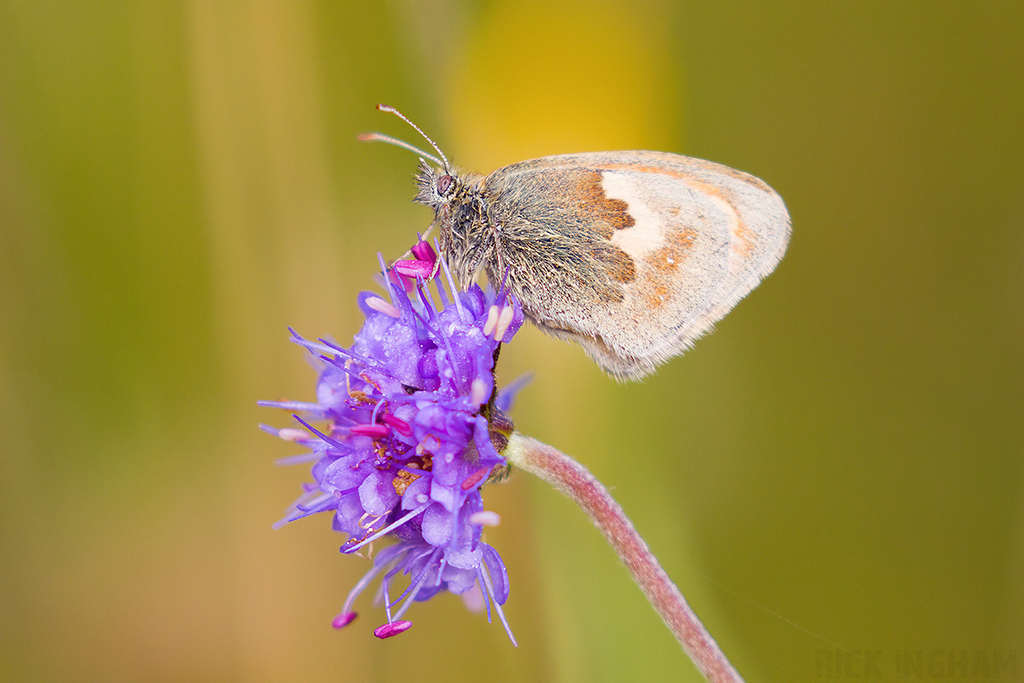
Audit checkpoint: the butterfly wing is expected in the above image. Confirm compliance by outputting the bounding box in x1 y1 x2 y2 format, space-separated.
480 151 790 380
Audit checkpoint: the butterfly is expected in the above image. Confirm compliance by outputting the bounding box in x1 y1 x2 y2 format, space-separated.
363 105 790 381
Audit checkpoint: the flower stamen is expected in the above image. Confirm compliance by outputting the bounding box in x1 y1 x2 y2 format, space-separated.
469 510 501 527
364 295 401 318
373 620 412 639
483 305 500 338
494 304 516 341
351 423 390 438
461 465 494 491
382 413 412 435
393 259 435 280
332 612 358 629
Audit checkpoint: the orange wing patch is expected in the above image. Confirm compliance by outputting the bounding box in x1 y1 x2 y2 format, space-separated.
645 226 697 274
639 227 698 309
576 170 636 234
643 281 672 310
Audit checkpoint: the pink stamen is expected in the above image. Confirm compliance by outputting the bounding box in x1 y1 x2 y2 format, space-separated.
332 612 358 629
351 423 390 438
411 240 436 263
393 259 435 280
382 413 412 436
461 465 493 491
373 620 413 639
387 266 416 294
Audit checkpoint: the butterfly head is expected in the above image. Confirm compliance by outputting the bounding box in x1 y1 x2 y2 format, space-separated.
414 160 458 210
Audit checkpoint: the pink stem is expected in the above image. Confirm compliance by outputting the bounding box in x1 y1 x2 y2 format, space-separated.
505 434 744 683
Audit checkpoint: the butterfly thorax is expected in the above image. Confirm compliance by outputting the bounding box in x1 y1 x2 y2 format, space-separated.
415 161 493 286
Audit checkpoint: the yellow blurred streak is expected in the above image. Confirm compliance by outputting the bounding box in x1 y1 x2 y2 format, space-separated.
186 2 368 680
188 0 345 392
448 0 681 164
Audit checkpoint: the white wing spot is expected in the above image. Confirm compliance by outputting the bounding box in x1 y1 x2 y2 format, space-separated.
601 171 665 259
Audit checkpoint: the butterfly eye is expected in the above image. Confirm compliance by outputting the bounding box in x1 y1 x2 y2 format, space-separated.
436 174 453 196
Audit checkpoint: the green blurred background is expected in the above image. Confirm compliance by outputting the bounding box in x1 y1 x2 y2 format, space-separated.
1 2 1021 682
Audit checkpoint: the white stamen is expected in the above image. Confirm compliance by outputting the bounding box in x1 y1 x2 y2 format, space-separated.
461 583 485 613
470 377 488 406
365 296 401 318
469 511 501 527
278 428 311 442
494 305 515 341
482 305 500 337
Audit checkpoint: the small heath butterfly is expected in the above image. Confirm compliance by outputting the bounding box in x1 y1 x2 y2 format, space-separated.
362 105 791 381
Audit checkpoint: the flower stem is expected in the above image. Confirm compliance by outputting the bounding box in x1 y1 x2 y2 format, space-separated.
504 433 744 683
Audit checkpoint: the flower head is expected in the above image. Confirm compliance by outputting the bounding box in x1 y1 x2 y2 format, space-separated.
261 248 523 643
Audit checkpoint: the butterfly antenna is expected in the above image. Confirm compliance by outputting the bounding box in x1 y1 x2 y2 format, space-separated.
371 104 451 171
357 131 445 168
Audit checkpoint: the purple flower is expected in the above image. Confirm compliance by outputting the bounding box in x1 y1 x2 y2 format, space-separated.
260 250 523 643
